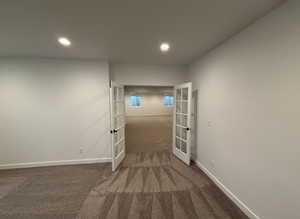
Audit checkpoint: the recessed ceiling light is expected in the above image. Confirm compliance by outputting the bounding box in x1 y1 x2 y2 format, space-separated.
160 43 170 52
58 37 71 47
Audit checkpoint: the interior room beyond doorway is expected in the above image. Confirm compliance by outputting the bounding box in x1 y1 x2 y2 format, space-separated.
125 86 174 153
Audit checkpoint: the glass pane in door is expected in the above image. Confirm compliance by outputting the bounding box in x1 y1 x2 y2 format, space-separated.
176 114 181 125
176 126 181 138
181 128 187 140
182 101 188 114
181 141 187 153
176 138 181 149
182 114 187 127
182 88 188 100
176 89 181 100
118 87 123 101
114 87 118 101
176 101 182 113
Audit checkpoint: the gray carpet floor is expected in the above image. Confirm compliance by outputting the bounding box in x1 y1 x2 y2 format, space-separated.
77 151 249 219
0 155 249 219
0 163 112 219
0 116 249 219
125 116 173 153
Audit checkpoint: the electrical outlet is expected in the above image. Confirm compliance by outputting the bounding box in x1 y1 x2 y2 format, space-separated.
79 147 84 154
208 121 212 127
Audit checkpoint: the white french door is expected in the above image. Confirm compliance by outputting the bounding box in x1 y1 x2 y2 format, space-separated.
110 81 126 171
173 82 192 165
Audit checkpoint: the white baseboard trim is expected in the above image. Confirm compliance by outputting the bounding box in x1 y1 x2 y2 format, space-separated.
0 158 112 170
194 160 260 219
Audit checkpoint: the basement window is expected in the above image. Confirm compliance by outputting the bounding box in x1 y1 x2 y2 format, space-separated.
164 96 174 106
131 96 141 107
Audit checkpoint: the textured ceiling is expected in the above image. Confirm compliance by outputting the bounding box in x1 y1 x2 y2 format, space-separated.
0 0 284 64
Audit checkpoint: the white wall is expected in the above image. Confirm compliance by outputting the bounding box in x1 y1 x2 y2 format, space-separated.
0 58 111 168
188 1 300 219
125 86 173 117
110 64 186 86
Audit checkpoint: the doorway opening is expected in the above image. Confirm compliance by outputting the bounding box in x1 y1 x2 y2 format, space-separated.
124 86 174 153
110 81 192 171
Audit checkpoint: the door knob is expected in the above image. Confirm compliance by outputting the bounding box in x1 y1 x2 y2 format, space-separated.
110 129 118 134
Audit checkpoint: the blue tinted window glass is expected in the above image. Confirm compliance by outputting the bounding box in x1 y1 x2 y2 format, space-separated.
131 96 141 106
164 96 174 106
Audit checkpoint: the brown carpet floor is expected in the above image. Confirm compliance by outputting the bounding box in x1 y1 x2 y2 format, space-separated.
125 116 172 153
